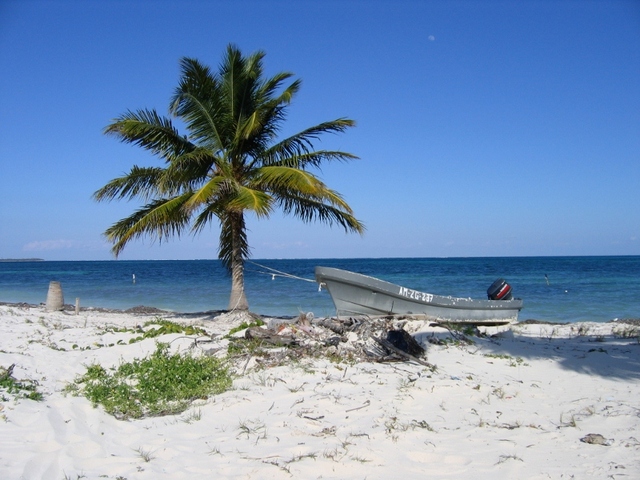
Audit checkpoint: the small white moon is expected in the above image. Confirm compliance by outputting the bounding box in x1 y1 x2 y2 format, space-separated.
428 35 435 41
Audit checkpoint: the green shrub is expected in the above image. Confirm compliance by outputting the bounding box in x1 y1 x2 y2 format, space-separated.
227 319 265 336
141 318 208 338
67 343 231 419
0 372 43 402
125 319 209 344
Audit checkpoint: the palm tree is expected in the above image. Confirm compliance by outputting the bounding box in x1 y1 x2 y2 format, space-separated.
94 44 364 311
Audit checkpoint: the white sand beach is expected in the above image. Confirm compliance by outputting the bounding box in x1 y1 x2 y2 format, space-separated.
1 304 638 479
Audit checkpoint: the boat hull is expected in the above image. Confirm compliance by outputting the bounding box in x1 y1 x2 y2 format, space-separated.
315 267 523 325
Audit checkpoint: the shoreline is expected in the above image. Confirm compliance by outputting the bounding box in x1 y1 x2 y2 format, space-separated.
0 300 225 317
2 300 638 326
1 304 639 478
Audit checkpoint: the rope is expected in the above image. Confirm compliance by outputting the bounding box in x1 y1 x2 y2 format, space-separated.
246 260 316 283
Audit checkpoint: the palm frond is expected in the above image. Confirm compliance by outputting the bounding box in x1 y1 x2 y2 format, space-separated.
278 192 365 234
170 57 227 151
104 109 192 160
227 185 273 217
160 147 219 192
253 166 325 195
269 150 360 170
261 118 356 165
237 76 299 143
258 167 364 233
104 193 193 256
254 166 357 215
93 166 164 202
184 176 226 210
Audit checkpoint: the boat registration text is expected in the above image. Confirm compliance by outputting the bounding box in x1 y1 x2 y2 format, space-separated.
398 287 433 303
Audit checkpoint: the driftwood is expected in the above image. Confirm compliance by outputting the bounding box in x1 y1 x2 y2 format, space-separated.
232 318 434 371
314 318 346 335
245 327 297 346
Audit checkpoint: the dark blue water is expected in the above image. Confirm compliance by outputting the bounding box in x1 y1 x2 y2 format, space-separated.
0 257 638 322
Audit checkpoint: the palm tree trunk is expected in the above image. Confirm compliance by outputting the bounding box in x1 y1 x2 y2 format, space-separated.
229 258 248 311
227 212 249 311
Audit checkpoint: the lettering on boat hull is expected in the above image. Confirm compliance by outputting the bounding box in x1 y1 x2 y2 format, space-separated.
399 286 433 303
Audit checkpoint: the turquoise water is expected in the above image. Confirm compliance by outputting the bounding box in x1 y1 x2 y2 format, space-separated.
0 257 638 322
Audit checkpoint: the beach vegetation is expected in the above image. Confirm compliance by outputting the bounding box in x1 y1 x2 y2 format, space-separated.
263 458 291 474
0 364 43 402
135 447 156 463
287 382 307 393
496 454 523 465
435 323 476 345
251 371 280 388
66 342 231 419
543 326 559 341
411 419 435 431
143 318 208 336
94 44 364 311
325 349 356 365
384 416 410 435
127 318 208 343
559 413 578 428
62 472 87 480
237 418 268 442
226 337 271 357
94 319 208 345
484 353 528 367
227 318 265 336
350 454 372 463
587 347 607 354
571 324 592 337
440 322 477 337
612 325 640 342
492 387 506 399
288 452 319 463
397 377 416 392
322 447 340 461
180 408 203 423
206 444 223 456
499 420 523 430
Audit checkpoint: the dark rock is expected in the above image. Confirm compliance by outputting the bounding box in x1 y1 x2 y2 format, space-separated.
386 329 424 356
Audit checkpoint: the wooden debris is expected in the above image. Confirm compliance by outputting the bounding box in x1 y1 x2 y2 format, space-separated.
228 315 437 371
245 327 297 346
314 318 346 335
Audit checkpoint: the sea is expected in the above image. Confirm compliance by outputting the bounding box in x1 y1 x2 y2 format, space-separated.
0 257 638 323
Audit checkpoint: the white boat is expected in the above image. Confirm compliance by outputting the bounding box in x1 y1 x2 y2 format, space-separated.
315 267 523 325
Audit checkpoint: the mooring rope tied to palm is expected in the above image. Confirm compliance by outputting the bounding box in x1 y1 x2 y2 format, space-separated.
246 260 316 283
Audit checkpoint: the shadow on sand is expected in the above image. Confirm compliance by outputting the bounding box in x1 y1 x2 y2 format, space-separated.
417 322 640 381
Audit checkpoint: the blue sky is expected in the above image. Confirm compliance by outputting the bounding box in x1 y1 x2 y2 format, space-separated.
1 0 638 260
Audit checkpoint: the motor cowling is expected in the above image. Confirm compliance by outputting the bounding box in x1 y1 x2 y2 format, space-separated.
487 278 513 301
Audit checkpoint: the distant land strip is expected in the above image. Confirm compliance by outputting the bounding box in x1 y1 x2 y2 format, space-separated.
0 258 45 262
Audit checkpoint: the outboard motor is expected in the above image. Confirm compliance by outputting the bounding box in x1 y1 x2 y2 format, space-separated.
487 278 513 301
